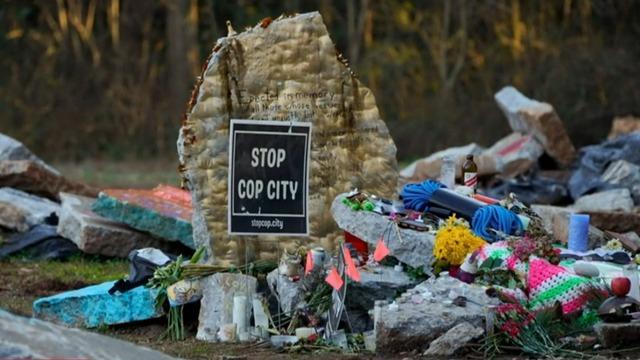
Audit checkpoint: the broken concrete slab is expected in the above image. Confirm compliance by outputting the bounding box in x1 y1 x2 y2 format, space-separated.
347 265 418 319
0 133 59 175
266 269 305 315
0 187 59 232
486 133 544 178
197 273 257 342
347 265 418 333
33 281 162 328
57 192 168 258
331 193 435 273
374 275 498 354
594 322 640 348
423 321 484 357
495 86 576 167
0 309 176 360
177 12 398 266
573 188 634 213
92 186 194 249
0 160 98 201
608 115 640 140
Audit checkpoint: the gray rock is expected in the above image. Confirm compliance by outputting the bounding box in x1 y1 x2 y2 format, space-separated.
0 309 175 360
266 269 305 315
347 265 418 328
0 187 59 232
197 273 257 342
331 193 435 273
594 322 640 348
573 188 634 213
601 160 640 204
424 321 484 356
57 192 167 258
0 133 59 175
374 275 498 354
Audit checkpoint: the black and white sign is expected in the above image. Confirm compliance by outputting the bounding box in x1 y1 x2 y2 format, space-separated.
228 119 311 235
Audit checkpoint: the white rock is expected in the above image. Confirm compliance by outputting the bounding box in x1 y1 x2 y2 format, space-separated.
197 273 257 342
573 188 634 213
424 321 484 356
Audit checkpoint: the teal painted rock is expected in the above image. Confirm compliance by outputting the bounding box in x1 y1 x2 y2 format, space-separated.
91 185 194 249
33 281 162 328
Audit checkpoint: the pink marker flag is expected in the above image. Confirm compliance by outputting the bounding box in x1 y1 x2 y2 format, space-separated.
343 245 361 282
373 238 390 262
325 266 344 290
305 250 314 275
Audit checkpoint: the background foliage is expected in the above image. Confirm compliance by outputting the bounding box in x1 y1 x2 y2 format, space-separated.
1 0 639 162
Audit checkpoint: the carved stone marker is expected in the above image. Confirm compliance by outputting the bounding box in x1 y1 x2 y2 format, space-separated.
178 12 398 266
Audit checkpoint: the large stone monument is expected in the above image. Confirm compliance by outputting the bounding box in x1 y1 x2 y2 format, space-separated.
178 12 398 266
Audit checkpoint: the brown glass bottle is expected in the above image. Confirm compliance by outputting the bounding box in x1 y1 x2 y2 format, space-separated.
462 154 478 191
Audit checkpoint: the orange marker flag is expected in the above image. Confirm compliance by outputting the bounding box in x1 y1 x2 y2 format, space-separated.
343 245 361 282
305 250 314 275
325 266 344 290
373 238 390 262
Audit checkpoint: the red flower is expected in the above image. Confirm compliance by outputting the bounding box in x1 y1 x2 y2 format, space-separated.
500 320 522 338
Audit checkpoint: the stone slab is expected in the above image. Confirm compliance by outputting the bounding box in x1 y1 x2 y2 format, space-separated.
33 281 162 328
331 193 435 273
601 160 640 204
495 86 576 167
375 275 497 354
608 115 640 140
0 309 176 360
573 188 634 213
0 160 98 201
57 192 169 257
594 322 640 348
424 321 484 356
0 133 59 175
266 269 305 315
0 187 60 232
92 185 194 248
177 12 398 266
197 273 257 342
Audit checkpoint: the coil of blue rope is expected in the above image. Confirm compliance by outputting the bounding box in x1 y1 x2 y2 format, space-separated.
400 180 446 212
471 204 523 242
